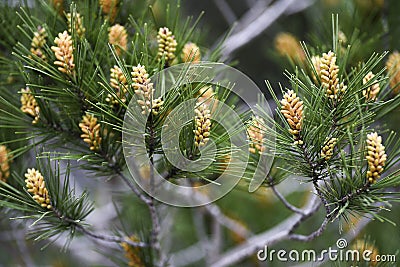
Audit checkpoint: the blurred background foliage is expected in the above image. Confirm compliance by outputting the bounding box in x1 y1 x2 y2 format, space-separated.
0 0 399 266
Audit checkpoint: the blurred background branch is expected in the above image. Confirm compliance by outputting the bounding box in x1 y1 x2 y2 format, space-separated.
217 0 316 60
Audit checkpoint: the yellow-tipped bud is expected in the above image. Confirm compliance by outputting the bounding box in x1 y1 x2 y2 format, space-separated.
362 71 380 101
131 64 162 115
30 26 47 61
99 0 119 22
247 116 266 154
106 65 128 106
79 113 102 151
320 51 346 99
386 51 400 94
108 24 127 56
50 0 64 14
350 239 379 266
121 235 144 267
66 12 85 38
157 27 177 65
51 31 75 75
338 30 347 44
0 145 11 183
181 42 201 63
321 137 337 160
366 132 387 184
20 87 40 124
194 103 211 147
311 55 321 84
274 32 305 63
131 64 155 115
25 168 52 209
151 97 164 115
280 90 304 145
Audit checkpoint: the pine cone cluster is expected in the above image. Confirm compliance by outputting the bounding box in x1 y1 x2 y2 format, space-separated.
30 26 47 61
108 24 127 56
320 51 346 99
132 64 154 114
366 132 387 184
121 235 144 267
51 31 75 75
274 32 305 63
194 103 211 147
79 113 102 151
106 65 128 106
0 145 11 183
386 51 400 94
25 168 52 209
362 71 380 101
181 42 201 63
157 27 177 65
247 116 266 154
20 87 40 124
280 90 304 145
66 12 86 38
321 137 337 160
99 0 119 22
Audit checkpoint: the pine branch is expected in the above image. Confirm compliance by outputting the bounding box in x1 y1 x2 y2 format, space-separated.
269 176 305 215
116 170 152 205
203 201 253 239
51 207 147 248
288 217 329 241
291 215 373 267
299 142 332 216
337 181 370 205
146 113 164 266
217 0 315 59
212 0 237 25
210 193 321 267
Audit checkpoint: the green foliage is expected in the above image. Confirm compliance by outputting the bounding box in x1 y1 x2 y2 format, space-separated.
261 16 400 223
0 0 399 266
0 157 93 248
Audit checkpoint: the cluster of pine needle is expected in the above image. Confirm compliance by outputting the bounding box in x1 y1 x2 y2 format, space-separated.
0 0 218 265
0 0 399 265
265 16 400 224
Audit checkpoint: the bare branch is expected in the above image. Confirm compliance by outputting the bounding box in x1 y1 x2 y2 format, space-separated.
202 197 253 238
220 0 295 59
285 0 316 15
51 206 148 248
213 0 237 25
208 217 223 264
292 216 373 267
117 169 164 264
117 171 152 205
211 193 321 267
270 179 305 215
244 0 258 7
288 217 329 241
218 0 315 60
192 208 210 261
233 0 272 33
170 241 209 267
75 224 148 247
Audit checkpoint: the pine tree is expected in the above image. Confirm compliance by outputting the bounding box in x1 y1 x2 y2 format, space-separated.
0 1 399 266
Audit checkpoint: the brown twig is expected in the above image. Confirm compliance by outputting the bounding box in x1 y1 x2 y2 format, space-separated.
51 207 147 248
269 176 305 215
210 193 321 267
